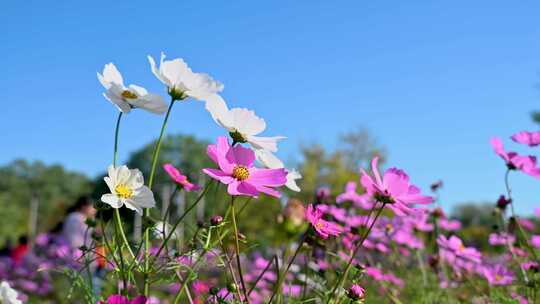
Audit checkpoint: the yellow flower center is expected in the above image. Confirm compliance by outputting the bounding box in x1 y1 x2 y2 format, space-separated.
458 244 465 252
315 221 325 229
232 165 250 181
121 90 138 99
115 184 133 199
495 274 502 281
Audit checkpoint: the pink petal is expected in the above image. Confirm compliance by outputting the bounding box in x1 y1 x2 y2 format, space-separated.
203 168 234 184
231 144 255 167
248 168 287 186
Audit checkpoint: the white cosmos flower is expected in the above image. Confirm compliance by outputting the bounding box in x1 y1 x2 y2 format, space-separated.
0 281 22 304
97 63 168 114
205 94 286 152
148 52 224 101
101 165 156 215
255 149 302 192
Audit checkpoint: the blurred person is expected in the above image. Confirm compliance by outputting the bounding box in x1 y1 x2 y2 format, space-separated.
62 196 96 250
10 236 29 265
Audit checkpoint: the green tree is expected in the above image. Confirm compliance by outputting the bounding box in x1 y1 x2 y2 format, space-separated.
0 159 92 244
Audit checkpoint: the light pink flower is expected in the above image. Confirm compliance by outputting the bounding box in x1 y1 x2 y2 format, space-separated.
491 137 540 178
347 284 365 300
482 264 514 286
518 218 535 231
489 232 515 246
511 130 540 147
360 157 433 216
99 295 147 304
163 163 201 191
531 235 540 249
437 235 481 264
438 218 461 231
305 204 343 239
203 137 287 197
336 182 373 209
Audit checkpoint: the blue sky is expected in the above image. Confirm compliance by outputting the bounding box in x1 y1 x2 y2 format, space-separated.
1 1 540 214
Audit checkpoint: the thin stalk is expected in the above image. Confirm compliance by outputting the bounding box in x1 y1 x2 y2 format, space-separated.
152 181 212 263
248 255 277 296
144 98 176 295
231 197 250 303
327 203 386 303
269 234 306 303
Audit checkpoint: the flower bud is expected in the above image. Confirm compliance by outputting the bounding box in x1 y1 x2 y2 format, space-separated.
210 215 223 226
227 283 238 293
347 284 365 301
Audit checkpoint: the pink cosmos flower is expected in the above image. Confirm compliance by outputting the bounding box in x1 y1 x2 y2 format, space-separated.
438 218 461 231
518 218 535 231
360 157 433 216
488 233 515 246
163 163 201 192
98 295 147 304
203 137 287 197
336 182 372 209
347 284 365 300
482 264 514 286
305 204 343 239
437 235 481 264
531 235 540 249
490 137 540 178
511 130 540 147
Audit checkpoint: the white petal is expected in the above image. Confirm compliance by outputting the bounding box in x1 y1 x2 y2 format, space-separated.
128 84 148 96
116 165 131 184
101 63 124 87
255 149 284 169
247 135 286 152
148 54 170 87
103 91 131 113
127 168 145 189
230 108 266 135
286 170 302 192
124 200 143 215
140 94 168 114
101 194 123 208
134 186 156 208
204 94 233 129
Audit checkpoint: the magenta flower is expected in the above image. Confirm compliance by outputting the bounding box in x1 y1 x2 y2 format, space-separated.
203 137 287 197
488 232 515 246
98 295 147 304
511 130 540 147
360 157 433 216
336 182 372 209
347 284 365 300
437 235 481 264
482 264 514 286
438 218 461 231
490 137 540 178
305 204 343 239
531 235 540 249
163 163 201 192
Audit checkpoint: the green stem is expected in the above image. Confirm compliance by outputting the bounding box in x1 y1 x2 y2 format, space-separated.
151 181 212 262
231 197 249 303
144 98 176 296
113 112 122 166
327 203 386 303
269 234 305 303
111 112 139 273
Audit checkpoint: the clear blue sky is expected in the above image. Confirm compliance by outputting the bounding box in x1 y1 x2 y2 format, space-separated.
1 1 540 215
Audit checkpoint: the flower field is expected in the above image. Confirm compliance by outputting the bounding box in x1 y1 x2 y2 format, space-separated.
1 52 540 304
